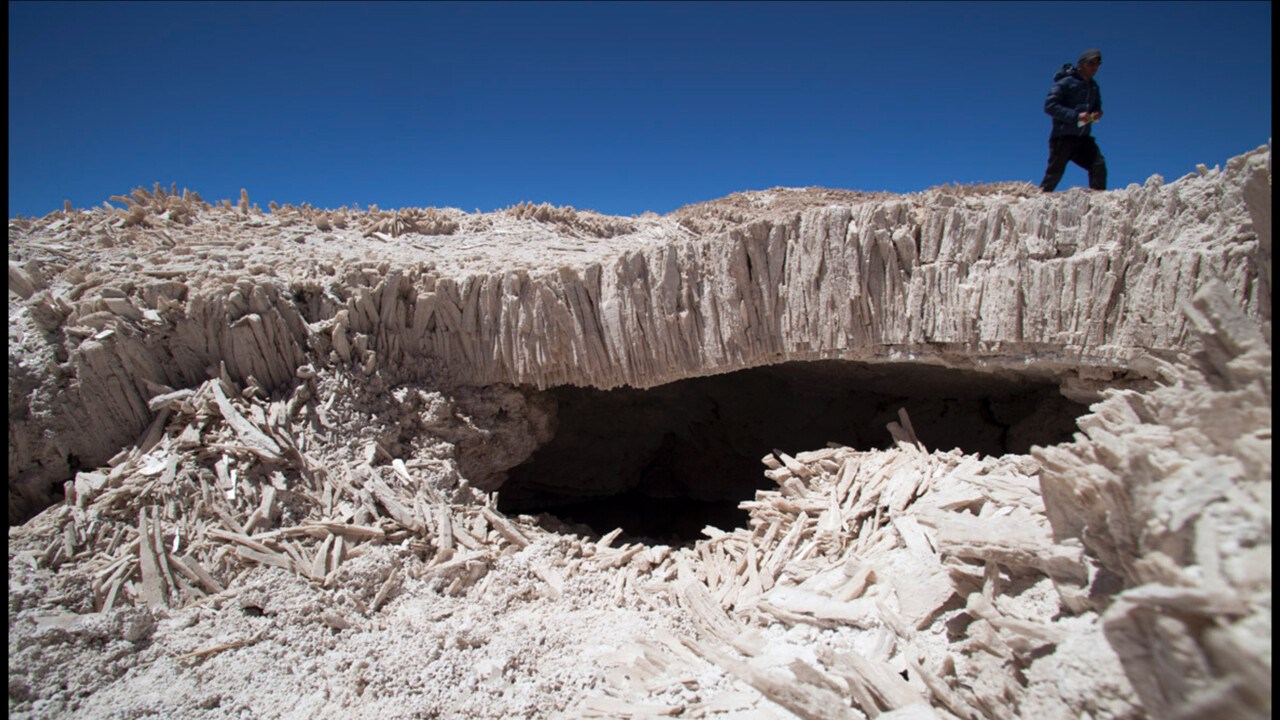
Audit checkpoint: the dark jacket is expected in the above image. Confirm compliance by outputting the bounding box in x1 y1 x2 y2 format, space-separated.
1044 64 1102 138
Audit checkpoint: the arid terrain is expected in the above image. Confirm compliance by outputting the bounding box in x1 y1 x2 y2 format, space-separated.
8 144 1271 719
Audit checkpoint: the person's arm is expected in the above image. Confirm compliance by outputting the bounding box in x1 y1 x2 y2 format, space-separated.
1044 80 1083 124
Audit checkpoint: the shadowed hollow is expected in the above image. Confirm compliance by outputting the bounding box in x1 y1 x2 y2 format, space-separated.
499 360 1086 543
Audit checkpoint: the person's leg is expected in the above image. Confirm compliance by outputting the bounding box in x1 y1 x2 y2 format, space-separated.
1069 137 1107 190
1039 137 1075 192
1087 142 1107 190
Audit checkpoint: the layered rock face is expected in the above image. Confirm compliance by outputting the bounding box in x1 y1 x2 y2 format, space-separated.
7 145 1271 521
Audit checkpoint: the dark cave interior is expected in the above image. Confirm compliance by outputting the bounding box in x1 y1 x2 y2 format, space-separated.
497 360 1088 545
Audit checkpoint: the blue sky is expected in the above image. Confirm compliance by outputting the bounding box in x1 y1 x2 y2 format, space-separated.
8 1 1271 218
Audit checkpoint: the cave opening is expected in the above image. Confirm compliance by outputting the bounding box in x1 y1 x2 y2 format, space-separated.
496 360 1088 546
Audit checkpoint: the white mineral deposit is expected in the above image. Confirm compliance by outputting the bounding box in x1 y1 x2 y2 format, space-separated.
8 144 1271 719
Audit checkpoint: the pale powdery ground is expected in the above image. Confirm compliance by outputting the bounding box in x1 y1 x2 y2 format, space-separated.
7 147 1271 719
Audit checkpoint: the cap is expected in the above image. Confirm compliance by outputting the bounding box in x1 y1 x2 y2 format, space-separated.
1079 48 1102 63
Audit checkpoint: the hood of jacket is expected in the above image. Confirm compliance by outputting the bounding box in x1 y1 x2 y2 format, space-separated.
1053 63 1078 82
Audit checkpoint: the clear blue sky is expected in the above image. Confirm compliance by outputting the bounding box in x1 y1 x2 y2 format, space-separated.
8 1 1271 218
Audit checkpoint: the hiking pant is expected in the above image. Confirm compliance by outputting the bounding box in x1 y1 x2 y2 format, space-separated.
1040 135 1107 192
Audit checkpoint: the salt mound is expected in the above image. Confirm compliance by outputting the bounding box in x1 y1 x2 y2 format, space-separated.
8 145 1271 718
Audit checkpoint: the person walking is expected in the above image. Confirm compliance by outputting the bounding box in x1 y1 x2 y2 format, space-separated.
1039 48 1106 192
